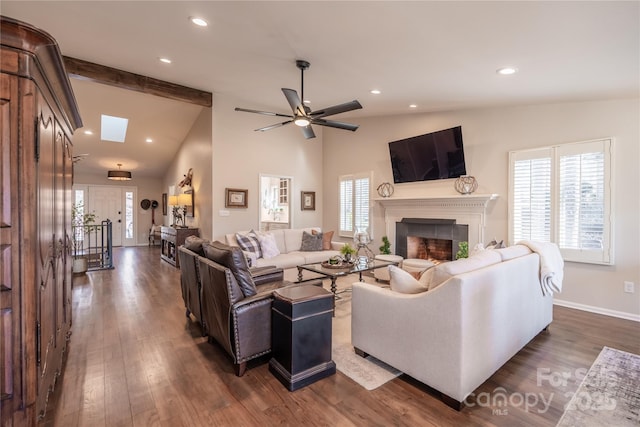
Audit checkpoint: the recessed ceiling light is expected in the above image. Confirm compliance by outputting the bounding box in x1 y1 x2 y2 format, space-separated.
497 67 518 75
189 16 208 27
370 89 381 95
146 138 153 143
409 104 417 109
159 57 172 64
83 130 93 135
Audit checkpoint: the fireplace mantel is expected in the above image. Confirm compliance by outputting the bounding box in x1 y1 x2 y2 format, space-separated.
375 194 499 250
375 194 498 209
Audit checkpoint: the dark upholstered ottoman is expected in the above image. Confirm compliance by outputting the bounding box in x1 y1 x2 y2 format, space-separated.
269 284 336 391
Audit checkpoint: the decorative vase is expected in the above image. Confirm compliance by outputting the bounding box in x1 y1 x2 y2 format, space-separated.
454 176 478 195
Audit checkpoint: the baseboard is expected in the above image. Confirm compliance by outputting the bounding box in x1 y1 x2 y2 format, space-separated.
553 299 640 322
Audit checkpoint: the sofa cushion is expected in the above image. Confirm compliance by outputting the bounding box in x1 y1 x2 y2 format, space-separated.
183 235 209 256
300 231 323 251
203 241 257 297
389 265 429 294
258 232 280 259
236 230 262 259
312 229 335 250
428 250 502 291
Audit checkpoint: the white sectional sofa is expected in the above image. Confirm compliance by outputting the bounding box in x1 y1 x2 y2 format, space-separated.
351 245 555 409
225 227 343 269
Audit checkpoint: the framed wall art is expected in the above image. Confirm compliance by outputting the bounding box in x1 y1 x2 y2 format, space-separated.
162 193 167 215
225 188 248 208
301 191 315 211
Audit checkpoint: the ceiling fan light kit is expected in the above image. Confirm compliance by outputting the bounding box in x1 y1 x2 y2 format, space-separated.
235 59 362 139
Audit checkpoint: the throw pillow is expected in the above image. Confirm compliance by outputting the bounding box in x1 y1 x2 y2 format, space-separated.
312 229 334 250
258 232 280 259
236 230 262 258
203 241 257 299
389 265 429 294
300 230 323 251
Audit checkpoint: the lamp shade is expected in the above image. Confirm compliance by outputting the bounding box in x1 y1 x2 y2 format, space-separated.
177 193 191 206
167 195 179 206
107 170 132 180
107 163 132 180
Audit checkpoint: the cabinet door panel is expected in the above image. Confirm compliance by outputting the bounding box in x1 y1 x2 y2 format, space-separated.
36 98 57 415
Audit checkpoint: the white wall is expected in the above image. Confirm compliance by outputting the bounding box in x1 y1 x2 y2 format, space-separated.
164 108 214 239
323 98 639 318
211 94 324 241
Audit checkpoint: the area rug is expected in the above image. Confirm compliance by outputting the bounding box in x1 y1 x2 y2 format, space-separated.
331 280 402 391
556 346 640 426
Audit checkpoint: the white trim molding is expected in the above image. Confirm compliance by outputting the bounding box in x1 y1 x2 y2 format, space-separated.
375 194 498 250
554 299 640 323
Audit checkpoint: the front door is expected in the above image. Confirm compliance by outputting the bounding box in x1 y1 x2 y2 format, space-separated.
88 186 123 246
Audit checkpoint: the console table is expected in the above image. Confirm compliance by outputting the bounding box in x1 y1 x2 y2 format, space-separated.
161 226 199 267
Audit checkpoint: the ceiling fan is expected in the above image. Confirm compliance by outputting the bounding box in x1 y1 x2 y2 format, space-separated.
235 60 363 139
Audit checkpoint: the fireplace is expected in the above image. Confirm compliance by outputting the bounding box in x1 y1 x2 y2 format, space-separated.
396 218 468 262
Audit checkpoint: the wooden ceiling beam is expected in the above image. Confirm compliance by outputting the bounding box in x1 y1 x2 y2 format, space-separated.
63 56 212 107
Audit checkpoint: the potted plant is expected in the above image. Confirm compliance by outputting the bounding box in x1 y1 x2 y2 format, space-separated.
455 241 469 260
379 235 391 255
340 243 356 262
71 202 97 274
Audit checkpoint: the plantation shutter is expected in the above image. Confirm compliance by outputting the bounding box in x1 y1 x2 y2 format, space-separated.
556 139 611 263
509 138 613 265
339 172 371 237
509 148 552 243
339 176 354 235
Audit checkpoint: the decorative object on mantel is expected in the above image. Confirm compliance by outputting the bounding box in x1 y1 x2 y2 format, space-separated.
377 182 394 198
454 175 478 195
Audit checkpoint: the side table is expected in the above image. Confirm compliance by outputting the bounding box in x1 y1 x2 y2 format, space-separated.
269 285 336 391
160 226 199 268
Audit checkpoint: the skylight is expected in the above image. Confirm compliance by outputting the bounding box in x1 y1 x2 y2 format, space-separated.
101 114 128 143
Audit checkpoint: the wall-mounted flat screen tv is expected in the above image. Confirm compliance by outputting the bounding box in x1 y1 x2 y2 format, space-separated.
388 125 466 184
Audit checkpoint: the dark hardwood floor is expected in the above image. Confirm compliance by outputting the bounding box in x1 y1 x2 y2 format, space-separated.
42 246 639 426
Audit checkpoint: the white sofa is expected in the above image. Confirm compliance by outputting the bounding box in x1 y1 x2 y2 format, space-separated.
225 227 343 269
351 245 554 409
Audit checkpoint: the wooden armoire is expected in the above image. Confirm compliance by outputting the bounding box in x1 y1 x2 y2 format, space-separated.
1 16 82 425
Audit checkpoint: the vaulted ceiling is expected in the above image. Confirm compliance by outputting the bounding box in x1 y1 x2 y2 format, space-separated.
3 1 638 178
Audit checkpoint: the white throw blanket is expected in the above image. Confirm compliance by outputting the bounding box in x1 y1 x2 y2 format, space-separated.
517 241 564 296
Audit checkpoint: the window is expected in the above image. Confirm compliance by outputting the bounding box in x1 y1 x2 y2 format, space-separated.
125 191 133 239
509 138 613 264
339 172 371 237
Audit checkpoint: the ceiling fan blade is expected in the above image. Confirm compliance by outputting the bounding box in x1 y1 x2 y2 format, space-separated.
282 88 305 116
309 100 362 118
235 107 293 119
311 118 359 132
255 120 293 132
301 125 316 139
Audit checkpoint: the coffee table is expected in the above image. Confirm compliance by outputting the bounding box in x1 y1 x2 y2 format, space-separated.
296 258 398 296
